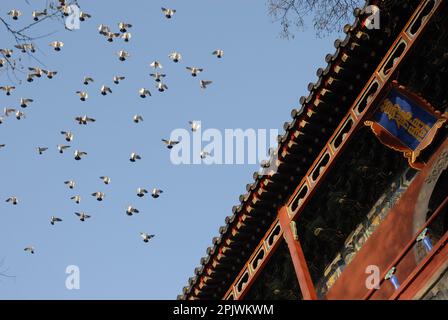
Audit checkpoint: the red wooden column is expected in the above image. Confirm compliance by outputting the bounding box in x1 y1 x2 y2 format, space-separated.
278 206 318 300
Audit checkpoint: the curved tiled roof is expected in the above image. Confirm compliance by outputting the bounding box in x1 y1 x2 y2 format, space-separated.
179 0 420 300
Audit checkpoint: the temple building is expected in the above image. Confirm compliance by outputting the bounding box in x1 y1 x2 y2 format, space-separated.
179 0 448 300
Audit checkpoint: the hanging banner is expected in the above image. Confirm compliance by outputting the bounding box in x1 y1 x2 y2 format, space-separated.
365 82 446 169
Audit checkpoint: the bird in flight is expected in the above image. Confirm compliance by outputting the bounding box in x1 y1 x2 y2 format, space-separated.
200 150 211 159
64 180 76 189
189 121 200 132
140 233 155 243
130 152 142 162
83 77 94 85
118 22 132 33
137 188 148 198
20 98 34 108
70 195 81 204
106 32 121 42
151 188 163 198
0 144 5 149
92 191 105 201
156 82 168 92
74 150 87 161
100 176 111 185
32 10 47 21
186 67 203 77
24 246 35 254
37 147 48 155
79 11 92 22
200 80 213 89
50 216 63 225
8 10 22 20
76 91 88 101
162 139 180 149
61 131 74 142
150 61 163 70
0 86 16 96
15 110 26 120
212 49 224 58
133 115 144 123
169 51 182 63
75 212 91 222
75 115 96 125
43 70 58 79
6 196 18 205
4 108 16 117
126 206 139 216
162 7 176 19
118 50 130 61
139 88 151 98
113 76 125 84
150 73 166 82
100 85 112 96
50 41 64 51
58 144 71 154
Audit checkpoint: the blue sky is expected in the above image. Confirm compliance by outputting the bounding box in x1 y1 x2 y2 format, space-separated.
0 0 341 299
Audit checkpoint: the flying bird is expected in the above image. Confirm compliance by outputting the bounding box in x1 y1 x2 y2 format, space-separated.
20 98 34 108
83 77 94 85
58 144 71 154
139 88 151 98
64 180 76 189
186 67 203 77
15 110 26 120
75 115 95 125
4 107 16 117
162 7 176 19
0 86 16 96
156 82 168 92
122 32 132 42
32 10 47 21
70 195 81 204
15 43 35 53
150 61 163 69
74 150 87 160
200 80 213 89
113 76 125 84
91 192 105 201
100 85 112 96
137 188 148 197
37 147 48 155
6 196 18 205
117 50 130 61
50 216 63 225
149 73 166 82
61 131 74 142
168 51 182 63
118 22 132 33
79 12 91 21
0 49 13 58
189 121 200 132
106 32 121 42
76 91 88 101
43 70 58 79
98 24 110 35
75 212 91 221
133 115 143 123
24 246 35 254
162 139 179 149
0 144 5 149
0 59 5 67
151 188 163 198
200 150 211 159
28 67 44 78
8 10 22 20
50 41 64 51
140 233 155 243
130 152 141 162
100 176 111 185
212 49 224 58
126 206 139 216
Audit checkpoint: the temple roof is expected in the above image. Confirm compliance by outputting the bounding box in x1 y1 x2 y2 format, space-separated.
179 0 424 300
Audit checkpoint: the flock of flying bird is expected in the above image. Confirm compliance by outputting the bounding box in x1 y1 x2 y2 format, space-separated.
1 2 225 255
